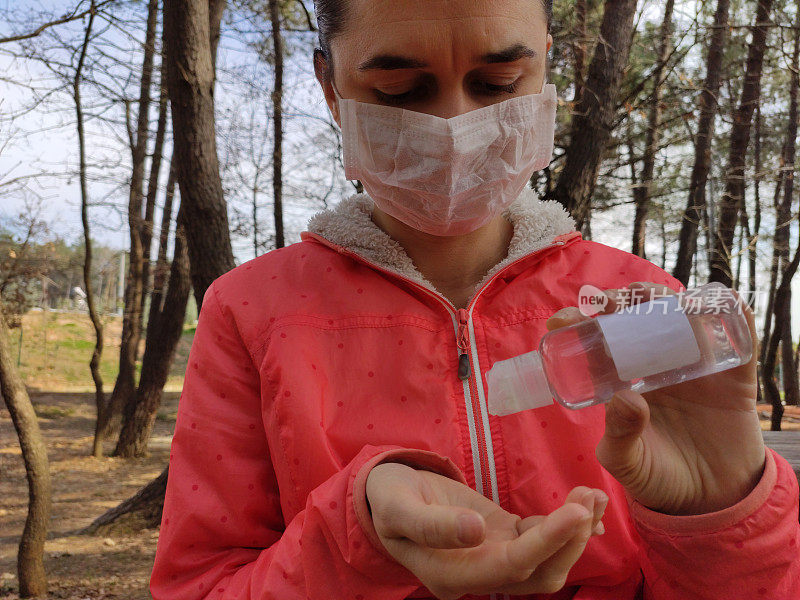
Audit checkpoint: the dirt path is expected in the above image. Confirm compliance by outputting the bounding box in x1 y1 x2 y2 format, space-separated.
0 391 178 599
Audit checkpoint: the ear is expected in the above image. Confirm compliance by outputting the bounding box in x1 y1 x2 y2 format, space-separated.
546 33 553 54
314 49 341 126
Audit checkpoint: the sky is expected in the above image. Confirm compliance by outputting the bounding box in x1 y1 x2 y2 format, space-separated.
0 0 351 262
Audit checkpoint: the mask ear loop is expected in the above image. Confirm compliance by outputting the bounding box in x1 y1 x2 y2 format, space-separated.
331 78 344 102
329 78 345 125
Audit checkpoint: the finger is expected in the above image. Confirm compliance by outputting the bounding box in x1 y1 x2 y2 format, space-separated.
517 487 607 537
518 516 604 538
599 281 675 315
627 281 677 298
595 389 649 489
516 514 545 534
730 286 758 375
370 466 489 549
505 502 592 572
379 495 486 549
507 518 595 595
593 520 605 536
500 505 596 596
591 491 608 533
386 505 590 598
568 487 607 536
546 306 590 331
600 287 631 313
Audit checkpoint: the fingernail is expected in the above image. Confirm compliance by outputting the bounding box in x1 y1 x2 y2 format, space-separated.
593 521 605 536
580 490 595 511
457 513 482 544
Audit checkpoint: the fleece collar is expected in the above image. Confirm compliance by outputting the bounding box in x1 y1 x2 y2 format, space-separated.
304 187 576 303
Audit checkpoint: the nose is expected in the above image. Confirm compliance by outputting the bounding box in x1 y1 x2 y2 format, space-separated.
422 85 483 119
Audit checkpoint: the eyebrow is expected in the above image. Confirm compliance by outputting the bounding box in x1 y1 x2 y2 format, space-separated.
356 43 537 71
483 43 538 64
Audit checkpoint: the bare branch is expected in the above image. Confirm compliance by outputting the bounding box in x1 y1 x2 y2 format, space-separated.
0 0 116 45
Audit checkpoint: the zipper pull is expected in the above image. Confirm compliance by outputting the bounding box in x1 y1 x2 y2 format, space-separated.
456 308 471 381
458 353 471 380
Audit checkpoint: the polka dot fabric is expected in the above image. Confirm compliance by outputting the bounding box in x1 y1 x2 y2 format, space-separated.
150 233 800 599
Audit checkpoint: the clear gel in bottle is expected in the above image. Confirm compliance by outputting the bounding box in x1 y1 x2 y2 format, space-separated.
486 282 752 415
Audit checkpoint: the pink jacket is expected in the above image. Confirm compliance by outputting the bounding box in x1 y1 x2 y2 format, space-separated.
150 189 800 599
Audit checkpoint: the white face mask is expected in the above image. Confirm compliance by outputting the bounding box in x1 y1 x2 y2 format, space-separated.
334 81 557 236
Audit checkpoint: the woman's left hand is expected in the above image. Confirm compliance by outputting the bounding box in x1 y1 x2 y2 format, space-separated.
546 281 766 516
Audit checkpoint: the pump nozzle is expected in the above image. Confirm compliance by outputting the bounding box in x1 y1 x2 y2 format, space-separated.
486 350 554 416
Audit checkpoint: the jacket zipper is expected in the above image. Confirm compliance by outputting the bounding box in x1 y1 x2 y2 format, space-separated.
456 309 471 381
302 230 580 504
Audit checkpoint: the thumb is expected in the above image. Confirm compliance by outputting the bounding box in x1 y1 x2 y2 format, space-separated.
595 390 648 486
382 501 486 549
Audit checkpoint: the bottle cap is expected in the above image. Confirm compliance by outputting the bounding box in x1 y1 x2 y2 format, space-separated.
486 350 554 416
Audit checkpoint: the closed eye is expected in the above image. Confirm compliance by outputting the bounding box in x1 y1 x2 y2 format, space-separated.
374 80 520 106
474 81 519 95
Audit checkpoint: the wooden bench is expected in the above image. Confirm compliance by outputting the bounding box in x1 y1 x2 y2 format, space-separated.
763 431 800 485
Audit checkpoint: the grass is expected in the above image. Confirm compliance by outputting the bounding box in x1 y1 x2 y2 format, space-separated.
33 404 75 419
156 409 177 422
8 310 194 392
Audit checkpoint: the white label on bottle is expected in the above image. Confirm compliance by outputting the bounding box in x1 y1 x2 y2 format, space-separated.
596 294 701 381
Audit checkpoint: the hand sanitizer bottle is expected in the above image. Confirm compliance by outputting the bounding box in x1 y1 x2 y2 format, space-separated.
486 282 752 415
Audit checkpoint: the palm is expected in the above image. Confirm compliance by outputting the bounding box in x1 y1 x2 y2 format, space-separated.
407 502 526 574
367 463 604 599
380 473 534 583
631 357 760 513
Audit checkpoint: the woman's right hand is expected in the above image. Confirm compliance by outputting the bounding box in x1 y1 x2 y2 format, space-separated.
365 462 607 600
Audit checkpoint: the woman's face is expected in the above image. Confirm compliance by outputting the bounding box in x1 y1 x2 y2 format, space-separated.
315 0 551 123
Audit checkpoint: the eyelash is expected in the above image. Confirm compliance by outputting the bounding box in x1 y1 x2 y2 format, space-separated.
375 81 519 106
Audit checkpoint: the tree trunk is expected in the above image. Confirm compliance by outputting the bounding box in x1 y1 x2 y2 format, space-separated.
751 104 762 404
709 0 774 285
95 0 160 453
114 4 174 458
146 158 178 334
672 0 730 285
571 0 588 103
253 169 260 258
749 102 761 302
115 204 191 457
83 466 168 534
761 174 786 369
736 201 747 289
548 0 639 229
73 4 106 459
631 0 674 257
165 0 234 308
269 0 285 249
140 59 170 321
89 0 233 529
765 232 800 431
0 310 51 597
209 0 225 71
774 10 800 406
781 311 799 406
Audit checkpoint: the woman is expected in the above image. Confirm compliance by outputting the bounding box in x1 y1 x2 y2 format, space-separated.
150 0 800 598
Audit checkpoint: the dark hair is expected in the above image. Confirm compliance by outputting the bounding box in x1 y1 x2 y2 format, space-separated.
313 0 553 78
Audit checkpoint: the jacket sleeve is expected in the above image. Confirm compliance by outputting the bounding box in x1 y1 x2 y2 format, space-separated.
149 280 468 599
630 447 800 598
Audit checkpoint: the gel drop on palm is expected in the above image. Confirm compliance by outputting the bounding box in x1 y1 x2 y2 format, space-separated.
486 282 752 414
